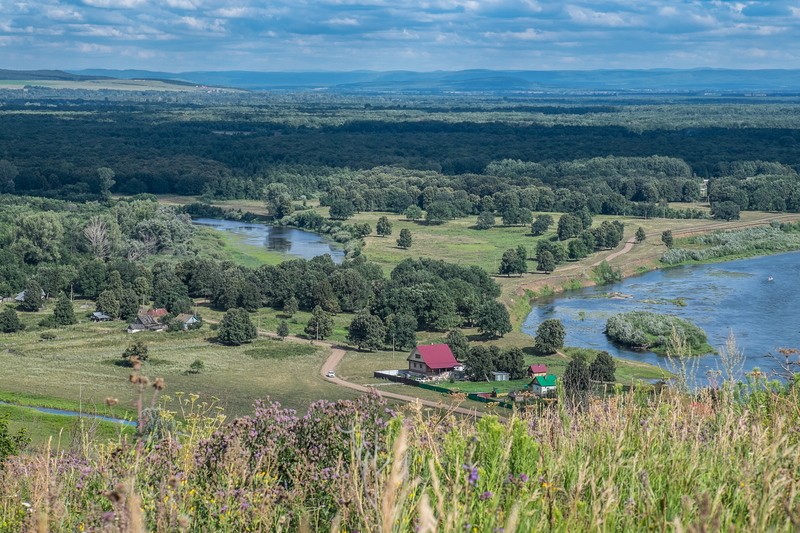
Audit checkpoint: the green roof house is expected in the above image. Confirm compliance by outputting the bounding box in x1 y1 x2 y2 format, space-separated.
530 374 557 397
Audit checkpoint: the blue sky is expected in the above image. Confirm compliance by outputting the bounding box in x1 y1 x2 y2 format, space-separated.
1 0 799 71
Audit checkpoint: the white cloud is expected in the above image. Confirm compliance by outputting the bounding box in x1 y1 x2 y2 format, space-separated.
82 0 148 8
566 5 636 28
326 17 359 26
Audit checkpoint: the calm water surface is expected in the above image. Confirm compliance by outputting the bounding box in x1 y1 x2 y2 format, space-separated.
523 251 800 380
193 218 345 263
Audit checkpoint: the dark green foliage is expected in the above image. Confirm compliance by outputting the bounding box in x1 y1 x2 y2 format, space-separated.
535 240 568 265
53 292 77 326
188 359 205 374
464 345 494 382
123 338 149 361
446 329 470 361
557 213 584 241
712 201 741 221
425 202 454 224
591 261 622 285
635 227 647 243
329 200 356 220
531 214 553 236
475 211 495 230
464 345 525 381
218 308 257 346
476 301 512 338
404 205 423 220
119 289 140 322
537 251 556 273
376 216 393 237
0 308 23 333
18 280 44 312
305 305 334 341
347 310 386 351
385 313 417 351
499 249 524 277
563 354 591 397
277 320 289 340
0 414 29 465
96 290 120 319
494 346 527 380
589 351 616 382
605 311 711 355
568 239 590 261
662 230 674 248
501 207 532 226
534 318 566 355
397 228 412 249
282 296 299 317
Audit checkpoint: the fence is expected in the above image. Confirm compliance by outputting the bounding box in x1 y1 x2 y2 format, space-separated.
374 370 514 409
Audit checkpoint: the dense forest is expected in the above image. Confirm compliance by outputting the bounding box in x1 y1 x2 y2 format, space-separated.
0 93 799 216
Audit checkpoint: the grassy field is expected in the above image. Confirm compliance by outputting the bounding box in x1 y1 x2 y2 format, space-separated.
0 303 356 419
0 403 132 447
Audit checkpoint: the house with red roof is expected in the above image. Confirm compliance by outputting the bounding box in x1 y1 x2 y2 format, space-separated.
407 344 460 376
528 364 548 378
146 308 169 318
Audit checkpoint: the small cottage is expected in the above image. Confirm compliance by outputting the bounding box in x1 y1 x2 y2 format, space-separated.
15 289 46 302
127 314 167 333
528 364 548 378
91 311 112 322
490 371 510 382
175 313 200 330
529 375 557 397
407 344 459 376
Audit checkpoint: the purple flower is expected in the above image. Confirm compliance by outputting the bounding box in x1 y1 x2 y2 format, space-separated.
480 491 493 500
463 464 479 486
519 473 529 483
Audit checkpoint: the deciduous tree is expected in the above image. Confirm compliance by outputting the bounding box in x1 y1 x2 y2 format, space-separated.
534 319 565 354
218 308 257 346
476 301 512 338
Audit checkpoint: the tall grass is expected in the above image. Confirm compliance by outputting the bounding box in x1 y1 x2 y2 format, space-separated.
2 383 800 531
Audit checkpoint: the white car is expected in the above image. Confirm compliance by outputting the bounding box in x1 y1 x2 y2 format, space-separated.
326 370 336 378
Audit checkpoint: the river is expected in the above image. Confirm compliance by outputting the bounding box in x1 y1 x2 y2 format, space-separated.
193 218 345 263
523 251 800 381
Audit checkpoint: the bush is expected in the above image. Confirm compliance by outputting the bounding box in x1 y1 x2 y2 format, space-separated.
188 359 205 374
605 311 712 355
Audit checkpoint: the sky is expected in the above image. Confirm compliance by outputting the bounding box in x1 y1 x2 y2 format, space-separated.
1 0 799 72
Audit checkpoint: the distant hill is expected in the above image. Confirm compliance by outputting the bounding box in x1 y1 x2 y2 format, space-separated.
0 69 112 81
69 68 800 92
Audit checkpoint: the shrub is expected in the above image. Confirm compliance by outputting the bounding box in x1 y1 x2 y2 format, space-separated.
605 311 711 355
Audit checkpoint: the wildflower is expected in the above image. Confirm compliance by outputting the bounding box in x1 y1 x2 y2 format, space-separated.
153 377 166 391
463 464 479 486
519 473 529 483
105 397 119 406
480 491 493 500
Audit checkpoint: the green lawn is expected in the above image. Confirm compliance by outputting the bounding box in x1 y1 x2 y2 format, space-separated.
0 403 132 447
0 305 356 419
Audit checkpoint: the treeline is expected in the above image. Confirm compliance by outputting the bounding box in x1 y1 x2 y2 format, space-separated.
0 197 510 343
0 195 196 298
1 101 800 202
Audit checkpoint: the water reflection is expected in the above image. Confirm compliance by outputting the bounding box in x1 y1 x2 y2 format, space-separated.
193 217 345 263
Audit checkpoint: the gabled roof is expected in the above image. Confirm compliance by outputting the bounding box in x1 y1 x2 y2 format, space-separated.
532 375 557 387
529 364 548 373
135 314 159 326
146 308 168 317
411 344 459 369
175 313 196 323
